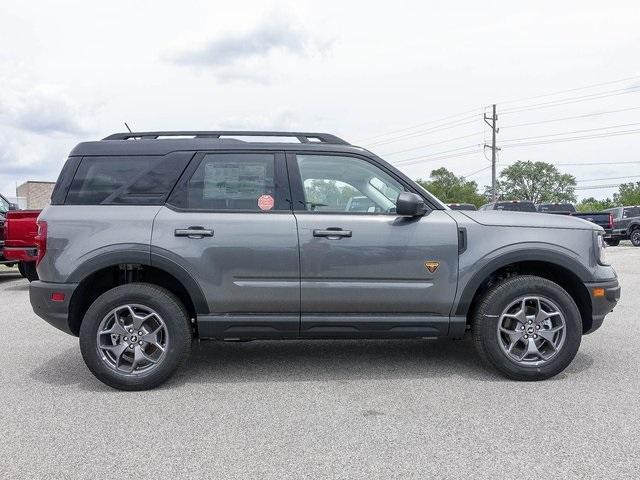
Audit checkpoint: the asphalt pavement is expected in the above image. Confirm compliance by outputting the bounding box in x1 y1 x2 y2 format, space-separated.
0 245 638 479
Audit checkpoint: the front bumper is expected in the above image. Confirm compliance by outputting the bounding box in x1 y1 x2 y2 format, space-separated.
29 281 78 336
583 278 621 334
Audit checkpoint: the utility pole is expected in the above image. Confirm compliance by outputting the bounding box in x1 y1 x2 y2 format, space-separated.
484 104 500 201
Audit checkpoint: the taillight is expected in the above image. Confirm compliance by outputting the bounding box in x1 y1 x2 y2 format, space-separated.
35 220 47 266
608 213 614 229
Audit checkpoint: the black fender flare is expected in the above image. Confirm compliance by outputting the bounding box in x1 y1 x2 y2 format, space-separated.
453 246 592 316
67 244 209 314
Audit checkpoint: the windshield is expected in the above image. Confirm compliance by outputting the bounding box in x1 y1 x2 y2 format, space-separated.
0 194 9 214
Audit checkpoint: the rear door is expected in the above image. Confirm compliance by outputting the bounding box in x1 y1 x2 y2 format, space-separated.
151 151 300 338
287 152 459 338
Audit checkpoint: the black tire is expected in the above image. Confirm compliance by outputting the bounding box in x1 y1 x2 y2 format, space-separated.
22 262 39 282
79 283 192 390
630 228 640 247
472 275 582 381
605 239 620 247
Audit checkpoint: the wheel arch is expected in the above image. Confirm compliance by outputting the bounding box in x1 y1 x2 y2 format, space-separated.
455 249 594 333
66 250 208 336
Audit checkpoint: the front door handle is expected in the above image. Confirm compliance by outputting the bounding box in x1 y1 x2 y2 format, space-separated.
174 226 214 239
313 228 352 239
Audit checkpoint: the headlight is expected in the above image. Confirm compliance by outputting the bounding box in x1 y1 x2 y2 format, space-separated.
596 233 609 265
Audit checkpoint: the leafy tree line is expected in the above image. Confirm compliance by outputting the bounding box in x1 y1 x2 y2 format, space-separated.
416 161 640 211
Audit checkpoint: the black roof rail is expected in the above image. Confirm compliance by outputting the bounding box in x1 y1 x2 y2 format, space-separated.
102 131 350 145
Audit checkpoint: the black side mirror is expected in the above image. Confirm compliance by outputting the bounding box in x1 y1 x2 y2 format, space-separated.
396 192 427 216
8 203 18 211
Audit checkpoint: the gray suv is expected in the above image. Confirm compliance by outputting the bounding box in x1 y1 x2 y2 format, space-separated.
30 131 621 390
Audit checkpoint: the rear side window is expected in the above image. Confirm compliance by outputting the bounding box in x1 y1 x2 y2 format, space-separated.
168 153 288 211
65 154 192 205
623 207 640 218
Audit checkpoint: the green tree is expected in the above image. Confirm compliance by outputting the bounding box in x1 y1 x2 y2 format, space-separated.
575 197 617 212
492 161 576 203
614 182 640 205
416 167 485 207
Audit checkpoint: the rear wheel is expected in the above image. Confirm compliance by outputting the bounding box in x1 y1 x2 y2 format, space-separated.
472 275 582 380
630 228 640 247
605 239 620 247
79 283 192 390
21 262 39 282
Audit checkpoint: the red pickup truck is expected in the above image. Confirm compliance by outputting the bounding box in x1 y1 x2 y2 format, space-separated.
2 210 40 281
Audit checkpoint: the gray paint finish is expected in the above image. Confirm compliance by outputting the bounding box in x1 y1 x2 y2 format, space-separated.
151 207 299 314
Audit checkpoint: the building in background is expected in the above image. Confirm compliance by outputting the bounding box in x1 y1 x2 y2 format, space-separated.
16 181 56 209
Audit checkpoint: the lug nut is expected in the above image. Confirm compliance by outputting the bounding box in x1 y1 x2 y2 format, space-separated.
129 329 134 333
139 341 143 345
124 337 128 341
534 335 538 339
524 335 528 339
138 331 143 335
528 320 533 324
536 325 540 330
521 326 525 330
129 344 135 349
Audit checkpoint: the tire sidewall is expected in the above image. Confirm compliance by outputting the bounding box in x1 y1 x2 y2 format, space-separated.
79 284 191 390
631 229 640 247
475 276 582 380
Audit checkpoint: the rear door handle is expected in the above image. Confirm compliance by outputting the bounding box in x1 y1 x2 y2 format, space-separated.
174 226 214 238
313 228 352 239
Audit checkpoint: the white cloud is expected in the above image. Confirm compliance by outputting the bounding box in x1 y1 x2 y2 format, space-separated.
167 14 333 83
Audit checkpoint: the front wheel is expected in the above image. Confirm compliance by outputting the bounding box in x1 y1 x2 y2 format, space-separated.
79 283 192 390
630 229 640 247
472 275 582 381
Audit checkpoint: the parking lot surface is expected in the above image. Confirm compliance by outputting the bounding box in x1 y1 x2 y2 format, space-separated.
0 245 638 479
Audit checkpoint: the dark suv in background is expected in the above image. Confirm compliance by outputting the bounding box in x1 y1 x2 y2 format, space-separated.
29 131 620 390
604 206 640 246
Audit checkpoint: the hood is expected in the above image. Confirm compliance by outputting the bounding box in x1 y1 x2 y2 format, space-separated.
460 210 600 230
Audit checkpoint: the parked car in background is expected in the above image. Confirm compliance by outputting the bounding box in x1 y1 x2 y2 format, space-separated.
29 130 620 390
537 203 577 215
3 210 40 281
1 193 19 267
479 200 537 212
448 203 477 211
604 206 640 247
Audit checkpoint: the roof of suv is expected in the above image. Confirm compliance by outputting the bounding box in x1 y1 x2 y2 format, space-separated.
69 131 370 157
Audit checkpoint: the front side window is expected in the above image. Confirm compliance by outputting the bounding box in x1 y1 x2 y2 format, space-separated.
176 153 285 211
295 154 405 213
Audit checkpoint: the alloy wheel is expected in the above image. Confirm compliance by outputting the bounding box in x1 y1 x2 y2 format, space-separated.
96 304 169 374
496 295 566 366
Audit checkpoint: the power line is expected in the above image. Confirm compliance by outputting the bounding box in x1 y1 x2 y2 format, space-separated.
462 165 493 177
357 107 483 144
393 144 482 164
497 74 640 106
576 174 640 183
575 183 627 190
501 128 640 149
501 121 640 144
500 87 640 115
500 105 640 130
364 115 482 147
555 159 640 166
380 130 484 156
391 149 484 167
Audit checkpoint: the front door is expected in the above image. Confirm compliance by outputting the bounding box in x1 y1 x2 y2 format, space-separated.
152 151 300 338
287 152 459 338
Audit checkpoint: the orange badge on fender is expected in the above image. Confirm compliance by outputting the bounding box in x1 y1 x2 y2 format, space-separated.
425 261 439 273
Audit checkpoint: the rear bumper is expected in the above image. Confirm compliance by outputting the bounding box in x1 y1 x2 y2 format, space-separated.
583 278 621 334
29 281 78 336
3 246 37 262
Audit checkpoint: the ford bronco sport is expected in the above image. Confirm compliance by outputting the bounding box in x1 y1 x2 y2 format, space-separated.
30 131 621 390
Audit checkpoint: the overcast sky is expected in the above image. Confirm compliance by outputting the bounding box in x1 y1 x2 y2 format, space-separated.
1 0 639 201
